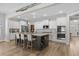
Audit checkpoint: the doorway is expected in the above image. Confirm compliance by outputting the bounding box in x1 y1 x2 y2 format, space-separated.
0 25 1 40
77 24 79 36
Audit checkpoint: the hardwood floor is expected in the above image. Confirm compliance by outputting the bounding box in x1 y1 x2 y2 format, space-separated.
0 37 79 56
69 37 79 56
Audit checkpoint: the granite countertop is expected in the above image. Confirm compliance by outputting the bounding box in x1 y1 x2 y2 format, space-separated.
32 33 49 36
18 32 32 34
17 32 50 36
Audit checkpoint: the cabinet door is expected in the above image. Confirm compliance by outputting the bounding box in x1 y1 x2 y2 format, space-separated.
56 17 66 25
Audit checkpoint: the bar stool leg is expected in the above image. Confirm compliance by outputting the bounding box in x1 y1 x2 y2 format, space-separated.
27 41 32 52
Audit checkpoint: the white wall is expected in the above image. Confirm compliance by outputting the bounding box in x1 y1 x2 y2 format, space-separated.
0 13 5 41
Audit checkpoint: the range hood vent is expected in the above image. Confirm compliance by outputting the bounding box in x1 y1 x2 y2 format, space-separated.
16 3 40 12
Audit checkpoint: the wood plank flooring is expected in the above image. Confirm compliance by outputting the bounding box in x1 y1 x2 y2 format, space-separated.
0 37 79 56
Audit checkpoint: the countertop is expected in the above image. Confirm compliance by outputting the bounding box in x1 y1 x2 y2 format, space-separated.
32 33 49 36
17 32 50 36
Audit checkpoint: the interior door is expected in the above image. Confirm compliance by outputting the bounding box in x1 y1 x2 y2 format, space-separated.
0 25 1 40
70 24 75 36
77 24 79 36
70 21 78 37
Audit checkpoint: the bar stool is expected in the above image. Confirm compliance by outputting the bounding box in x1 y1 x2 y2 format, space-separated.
70 33 72 39
23 34 28 48
15 33 20 46
20 33 25 48
27 33 32 50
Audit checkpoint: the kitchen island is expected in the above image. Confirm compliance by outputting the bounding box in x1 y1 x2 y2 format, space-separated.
15 32 49 50
32 33 49 50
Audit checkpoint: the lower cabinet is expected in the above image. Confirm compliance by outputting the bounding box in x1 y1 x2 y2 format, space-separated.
32 35 49 51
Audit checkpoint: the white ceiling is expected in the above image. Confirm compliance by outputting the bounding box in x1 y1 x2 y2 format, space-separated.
1 3 79 22
0 3 31 14
13 3 79 22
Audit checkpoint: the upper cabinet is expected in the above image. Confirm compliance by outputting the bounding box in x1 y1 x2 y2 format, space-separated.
49 20 56 29
20 21 28 26
8 20 20 28
34 20 49 30
56 17 67 26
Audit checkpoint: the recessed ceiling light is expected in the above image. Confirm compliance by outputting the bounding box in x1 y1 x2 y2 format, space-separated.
43 14 47 16
33 15 36 18
24 18 28 20
31 12 36 15
73 20 78 22
59 11 63 14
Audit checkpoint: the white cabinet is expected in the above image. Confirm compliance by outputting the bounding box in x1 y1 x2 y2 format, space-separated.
49 20 56 29
34 20 49 30
56 17 67 26
8 20 20 28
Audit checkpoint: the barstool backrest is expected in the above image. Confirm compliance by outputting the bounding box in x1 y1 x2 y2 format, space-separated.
27 34 32 41
16 33 19 39
24 35 27 39
20 34 24 40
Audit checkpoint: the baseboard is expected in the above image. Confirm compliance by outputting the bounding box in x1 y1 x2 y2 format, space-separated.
49 40 68 45
4 40 10 42
0 40 5 42
0 39 10 42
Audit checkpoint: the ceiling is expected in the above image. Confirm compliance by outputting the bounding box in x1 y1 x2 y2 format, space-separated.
12 3 79 22
0 3 79 22
0 3 31 14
